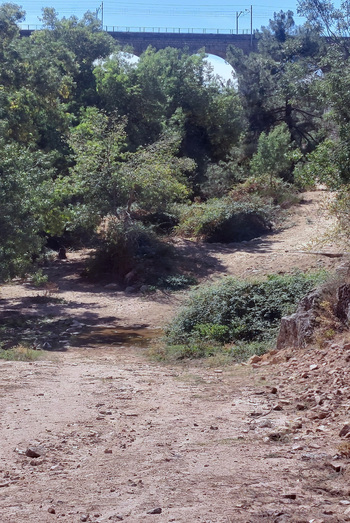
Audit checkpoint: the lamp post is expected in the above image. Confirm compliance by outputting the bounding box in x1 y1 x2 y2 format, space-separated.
96 2 104 28
236 8 250 34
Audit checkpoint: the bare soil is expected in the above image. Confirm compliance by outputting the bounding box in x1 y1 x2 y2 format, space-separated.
1 191 350 523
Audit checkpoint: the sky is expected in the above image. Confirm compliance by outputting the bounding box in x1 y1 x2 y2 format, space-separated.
18 1 307 33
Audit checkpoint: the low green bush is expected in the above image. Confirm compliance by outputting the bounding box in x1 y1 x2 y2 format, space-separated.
175 195 274 242
0 345 42 361
157 274 197 290
163 271 328 361
85 217 171 282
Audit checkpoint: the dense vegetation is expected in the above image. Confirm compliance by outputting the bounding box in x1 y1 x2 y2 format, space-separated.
158 270 328 362
1 1 350 287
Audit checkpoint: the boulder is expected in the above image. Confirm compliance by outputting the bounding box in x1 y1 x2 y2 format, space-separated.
335 283 350 322
276 290 321 350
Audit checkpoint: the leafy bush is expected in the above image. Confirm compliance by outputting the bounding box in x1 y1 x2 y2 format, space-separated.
175 195 274 242
157 274 197 290
164 271 328 360
201 160 244 198
85 217 171 283
232 176 299 209
0 345 42 361
250 123 295 183
30 269 49 287
193 323 230 343
294 139 342 190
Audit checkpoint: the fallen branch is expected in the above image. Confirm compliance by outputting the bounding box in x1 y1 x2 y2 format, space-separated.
288 251 350 258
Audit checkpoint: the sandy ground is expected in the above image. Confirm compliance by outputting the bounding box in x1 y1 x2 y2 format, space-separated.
1 191 350 523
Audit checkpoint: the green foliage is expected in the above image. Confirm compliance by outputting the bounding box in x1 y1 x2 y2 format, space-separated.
85 218 170 282
193 323 230 343
156 274 197 290
165 271 328 359
0 140 58 280
227 16 324 153
201 159 244 198
250 123 295 183
94 47 243 163
30 269 49 287
67 108 193 229
175 194 274 242
233 176 299 208
294 139 342 189
0 346 42 361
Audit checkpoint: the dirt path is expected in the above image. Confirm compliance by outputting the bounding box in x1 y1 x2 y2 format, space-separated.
1 191 350 523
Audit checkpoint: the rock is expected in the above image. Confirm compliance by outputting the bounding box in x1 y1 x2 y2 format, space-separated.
310 364 318 371
125 270 138 284
335 284 350 321
125 286 137 294
339 424 350 437
80 515 89 522
147 508 162 515
283 493 297 500
58 247 67 260
296 404 307 411
25 446 45 458
325 462 344 473
248 355 262 364
273 404 283 411
30 459 44 466
210 425 218 430
257 419 273 428
271 387 278 394
104 449 112 454
268 431 283 441
276 290 322 349
48 507 56 514
104 283 121 290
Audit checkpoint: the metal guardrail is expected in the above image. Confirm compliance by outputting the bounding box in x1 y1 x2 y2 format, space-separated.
105 26 251 34
19 24 251 35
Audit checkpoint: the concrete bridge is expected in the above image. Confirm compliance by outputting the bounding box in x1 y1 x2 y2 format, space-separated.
20 27 257 58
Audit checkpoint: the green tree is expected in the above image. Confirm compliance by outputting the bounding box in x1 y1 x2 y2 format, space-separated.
250 123 296 184
0 139 58 280
36 8 116 110
227 12 324 154
67 108 193 230
95 46 243 193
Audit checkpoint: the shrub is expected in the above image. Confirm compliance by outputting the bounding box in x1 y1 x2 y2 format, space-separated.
164 271 328 360
250 123 295 183
231 176 299 209
0 345 42 361
175 195 274 242
85 217 171 283
157 274 197 290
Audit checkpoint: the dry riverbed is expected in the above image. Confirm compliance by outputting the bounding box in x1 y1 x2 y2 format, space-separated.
1 191 350 522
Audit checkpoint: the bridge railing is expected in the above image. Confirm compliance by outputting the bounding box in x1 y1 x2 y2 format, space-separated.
19 24 252 35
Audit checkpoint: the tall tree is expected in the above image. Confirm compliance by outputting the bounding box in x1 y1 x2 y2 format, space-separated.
227 11 324 153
